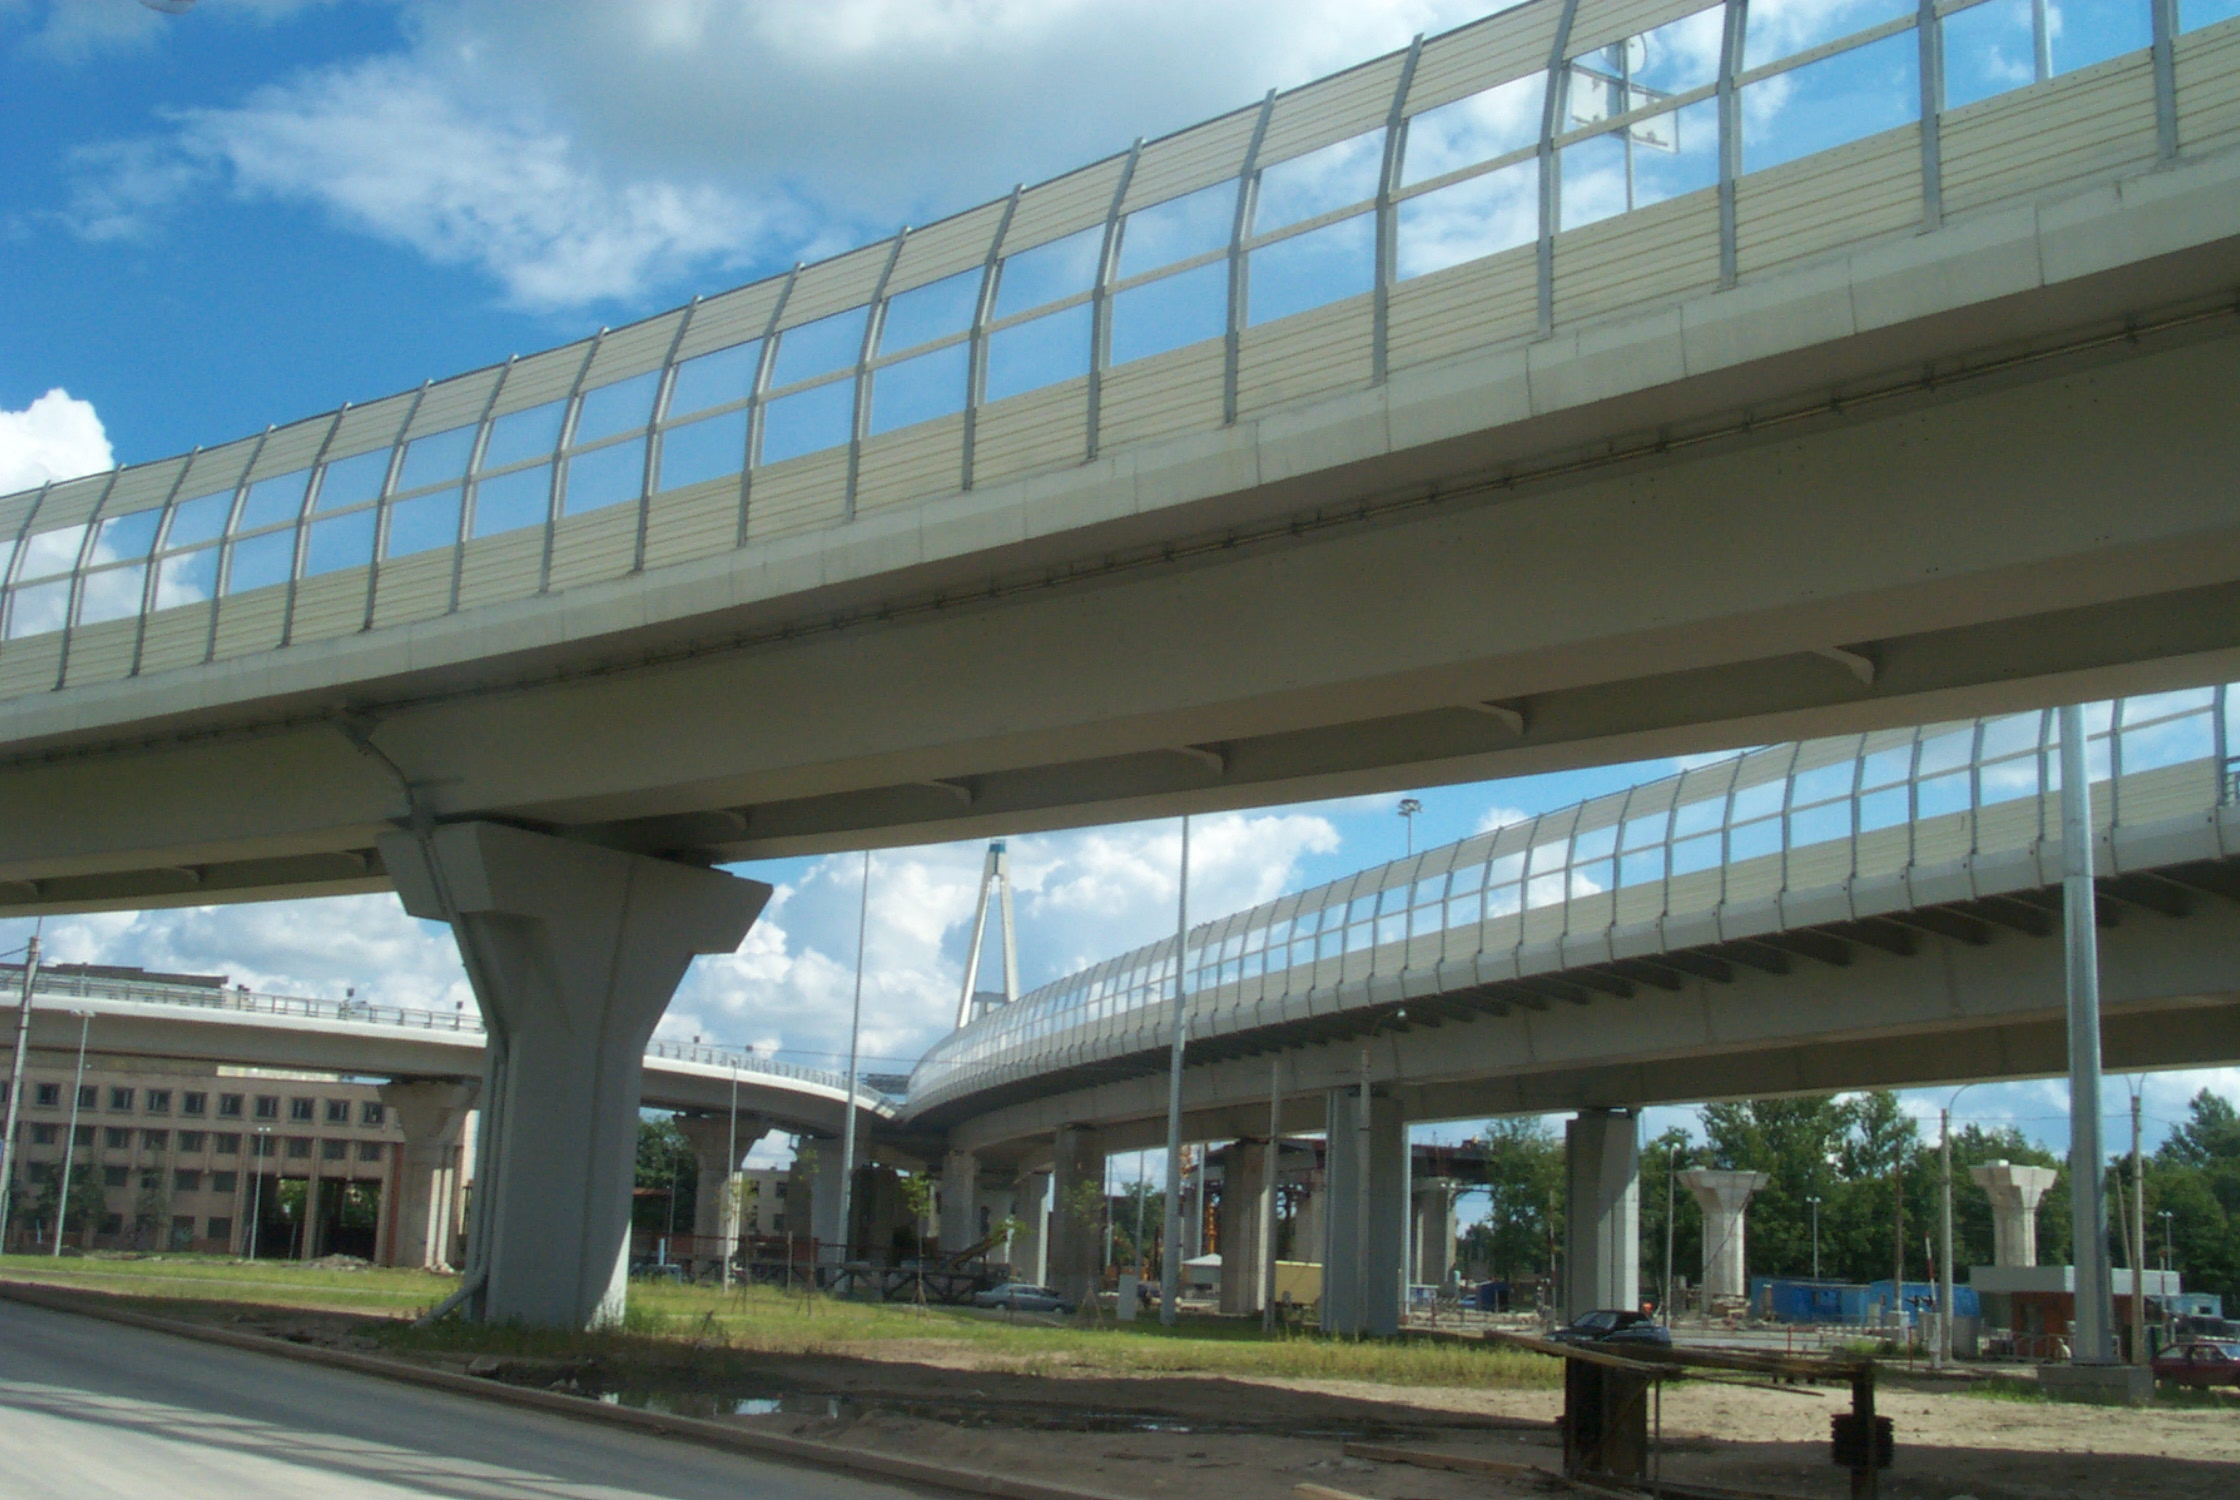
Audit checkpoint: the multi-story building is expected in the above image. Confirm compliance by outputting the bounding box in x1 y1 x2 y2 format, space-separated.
2 1052 450 1263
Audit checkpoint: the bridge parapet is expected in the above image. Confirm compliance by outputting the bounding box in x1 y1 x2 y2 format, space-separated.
5 3 2238 710
906 684 2240 1117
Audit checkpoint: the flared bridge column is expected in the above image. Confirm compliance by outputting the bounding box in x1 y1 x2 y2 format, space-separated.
376 1080 476 1271
1679 1168 1770 1305
676 1113 758 1278
381 822 767 1329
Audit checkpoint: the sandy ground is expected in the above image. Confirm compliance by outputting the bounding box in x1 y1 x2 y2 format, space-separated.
23 1290 2237 1500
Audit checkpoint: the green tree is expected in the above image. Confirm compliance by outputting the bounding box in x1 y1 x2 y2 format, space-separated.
2151 1089 2240 1307
18 1158 107 1248
1639 1127 1701 1304
633 1115 696 1236
1700 1096 1850 1279
1458 1116 1564 1283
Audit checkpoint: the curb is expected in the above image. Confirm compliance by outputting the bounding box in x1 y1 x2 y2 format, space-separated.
0 1280 1135 1500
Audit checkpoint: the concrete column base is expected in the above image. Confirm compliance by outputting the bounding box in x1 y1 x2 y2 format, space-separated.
1218 1140 1270 1316
380 821 767 1329
2039 1363 2155 1406
1413 1177 1459 1289
376 1080 476 1270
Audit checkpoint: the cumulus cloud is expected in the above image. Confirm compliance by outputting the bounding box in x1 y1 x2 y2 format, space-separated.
9 0 339 62
0 388 114 492
54 0 1512 309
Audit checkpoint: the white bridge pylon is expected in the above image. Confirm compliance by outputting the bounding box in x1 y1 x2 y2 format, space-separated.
955 840 1020 1031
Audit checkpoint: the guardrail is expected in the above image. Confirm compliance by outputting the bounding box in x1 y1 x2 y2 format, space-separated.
0 966 886 1104
6 2 2235 699
908 683 2240 1111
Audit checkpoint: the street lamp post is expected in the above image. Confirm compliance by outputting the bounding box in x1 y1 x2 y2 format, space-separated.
1398 798 1422 859
52 1011 89 1257
1807 1195 1822 1282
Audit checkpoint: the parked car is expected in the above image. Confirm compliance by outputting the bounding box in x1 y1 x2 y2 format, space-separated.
973 1282 1073 1314
1549 1309 1673 1348
2152 1339 2240 1387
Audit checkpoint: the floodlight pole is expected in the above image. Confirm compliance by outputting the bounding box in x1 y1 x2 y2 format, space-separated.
53 1009 87 1257
0 934 40 1245
723 1062 739 1291
1160 815 1190 1326
2059 702 2115 1365
835 850 871 1280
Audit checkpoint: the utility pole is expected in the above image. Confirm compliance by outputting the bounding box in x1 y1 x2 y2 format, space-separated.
1160 815 1190 1326
54 1011 88 1257
2058 702 2114 1365
1938 1108 1955 1368
1261 1055 1280 1334
1662 1145 1677 1326
836 850 871 1281
1808 1195 1822 1281
723 1063 739 1291
0 934 40 1245
2130 1087 2147 1365
1892 1148 1905 1339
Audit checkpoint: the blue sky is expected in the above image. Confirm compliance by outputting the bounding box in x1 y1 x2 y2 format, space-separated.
3 1 2234 1176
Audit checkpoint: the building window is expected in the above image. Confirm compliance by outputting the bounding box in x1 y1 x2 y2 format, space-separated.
29 1123 56 1145
141 1130 169 1151
288 1098 314 1123
325 1099 349 1125
178 1131 205 1152
77 1085 96 1109
145 1090 172 1114
321 1139 346 1162
286 1137 311 1159
104 1127 131 1150
174 1169 202 1192
206 1216 232 1241
250 1135 276 1158
108 1087 134 1111
218 1093 244 1118
360 1101 385 1127
102 1166 128 1188
214 1133 240 1155
171 1214 196 1247
182 1092 207 1117
28 1163 55 1184
210 1171 237 1194
99 1213 122 1236
253 1095 279 1121
356 1141 383 1162
35 1082 59 1107
139 1170 161 1190
72 1125 93 1148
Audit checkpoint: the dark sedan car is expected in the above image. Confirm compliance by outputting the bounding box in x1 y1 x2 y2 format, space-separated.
1549 1309 1673 1348
2152 1339 2240 1387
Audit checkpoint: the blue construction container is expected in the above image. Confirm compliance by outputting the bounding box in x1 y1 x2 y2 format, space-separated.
1749 1277 1979 1325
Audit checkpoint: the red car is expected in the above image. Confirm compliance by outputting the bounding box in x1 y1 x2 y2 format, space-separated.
2151 1339 2240 1387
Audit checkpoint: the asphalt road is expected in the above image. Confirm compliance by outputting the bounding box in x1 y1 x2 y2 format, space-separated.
0 1298 926 1499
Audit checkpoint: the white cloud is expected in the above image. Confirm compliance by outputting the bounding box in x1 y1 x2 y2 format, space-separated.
0 388 114 492
11 0 340 62
57 0 1513 309
1476 803 1531 835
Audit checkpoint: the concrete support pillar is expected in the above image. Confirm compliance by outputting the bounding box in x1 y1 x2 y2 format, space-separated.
1293 1171 1324 1267
674 1114 753 1276
1218 1140 1271 1315
376 1080 476 1271
1564 1110 1640 1320
939 1149 979 1256
1679 1169 1769 1303
380 821 767 1329
1013 1170 1050 1285
1413 1178 1460 1288
808 1138 847 1265
1050 1125 1104 1309
298 1167 322 1261
1320 1087 1406 1336
1969 1161 2058 1267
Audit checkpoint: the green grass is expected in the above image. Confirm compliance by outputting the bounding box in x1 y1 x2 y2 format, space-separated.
0 1251 455 1315
380 1280 1559 1388
1960 1371 2240 1410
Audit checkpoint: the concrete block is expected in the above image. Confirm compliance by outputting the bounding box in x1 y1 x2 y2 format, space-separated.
1385 345 1533 453
2039 150 2240 286
1255 386 1391 485
1679 261 1855 378
1529 307 1687 415
1848 203 2044 335
2038 1362 2155 1407
1132 425 1260 514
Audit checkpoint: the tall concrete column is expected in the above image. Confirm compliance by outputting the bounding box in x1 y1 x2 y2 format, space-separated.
1413 1178 1460 1288
1679 1169 1769 1303
674 1114 755 1276
1321 1087 1406 1336
807 1138 847 1265
376 1080 476 1271
1219 1140 1271 1315
1292 1170 1324 1268
1970 1161 2059 1267
939 1149 979 1256
1003 1170 1049 1284
298 1165 322 1261
1049 1125 1104 1309
380 821 767 1329
1564 1110 1640 1319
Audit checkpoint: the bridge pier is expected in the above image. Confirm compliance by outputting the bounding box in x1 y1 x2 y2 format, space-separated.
939 1148 978 1256
1321 1087 1406 1336
1679 1169 1770 1307
1563 1109 1640 1320
375 1080 475 1271
808 1137 849 1267
674 1114 754 1279
1970 1161 2058 1267
1412 1177 1459 1289
380 821 766 1328
1050 1125 1104 1309
1218 1139 1271 1315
